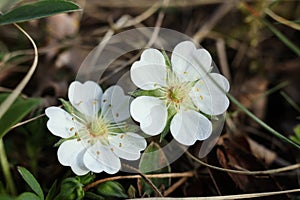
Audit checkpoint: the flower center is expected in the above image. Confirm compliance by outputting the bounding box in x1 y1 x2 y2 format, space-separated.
89 118 108 137
167 84 189 104
157 70 197 111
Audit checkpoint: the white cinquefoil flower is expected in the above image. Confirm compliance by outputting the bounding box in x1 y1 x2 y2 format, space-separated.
130 41 230 146
45 81 147 175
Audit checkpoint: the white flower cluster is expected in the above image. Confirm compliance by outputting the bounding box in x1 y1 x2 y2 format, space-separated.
45 41 230 175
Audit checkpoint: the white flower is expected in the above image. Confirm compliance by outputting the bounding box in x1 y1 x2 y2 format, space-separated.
130 41 230 146
45 81 147 175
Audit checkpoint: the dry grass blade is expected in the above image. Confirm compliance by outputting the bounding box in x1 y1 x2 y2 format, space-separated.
265 8 300 31
0 23 38 134
193 1 236 43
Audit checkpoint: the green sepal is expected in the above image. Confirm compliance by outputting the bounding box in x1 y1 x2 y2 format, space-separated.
162 50 171 69
78 173 95 185
130 88 163 98
59 98 74 114
160 107 177 142
54 135 77 147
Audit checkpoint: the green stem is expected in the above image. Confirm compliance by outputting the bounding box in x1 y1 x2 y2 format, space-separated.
0 139 16 195
262 19 300 57
193 55 300 150
227 92 300 149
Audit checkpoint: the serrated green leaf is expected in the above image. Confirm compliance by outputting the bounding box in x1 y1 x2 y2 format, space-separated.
0 93 41 138
0 0 81 26
17 167 44 200
96 181 128 199
0 0 22 13
139 142 171 196
17 192 41 200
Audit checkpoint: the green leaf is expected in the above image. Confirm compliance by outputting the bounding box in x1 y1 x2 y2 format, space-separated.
84 192 105 200
0 0 81 26
96 181 128 199
290 136 300 145
0 0 22 13
45 180 58 200
54 177 84 200
17 192 41 200
139 142 171 196
17 167 44 200
294 124 300 139
0 93 41 138
0 194 15 200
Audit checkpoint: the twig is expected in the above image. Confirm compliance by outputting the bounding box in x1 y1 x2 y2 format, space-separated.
123 164 163 197
9 113 45 130
193 1 236 43
164 177 188 196
129 188 300 200
216 38 231 82
100 0 168 83
186 151 300 175
83 171 194 191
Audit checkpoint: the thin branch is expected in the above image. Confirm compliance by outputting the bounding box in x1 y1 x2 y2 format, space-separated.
164 177 188 196
83 171 194 191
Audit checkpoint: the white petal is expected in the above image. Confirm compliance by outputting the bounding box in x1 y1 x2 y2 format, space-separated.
171 41 212 81
170 110 212 146
190 73 230 115
109 132 147 160
70 149 90 175
130 96 167 135
131 49 167 90
68 81 103 117
45 107 77 138
57 139 90 175
83 142 121 174
101 85 131 123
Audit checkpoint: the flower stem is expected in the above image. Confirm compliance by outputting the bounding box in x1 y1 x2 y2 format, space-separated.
193 55 300 150
0 139 16 195
226 92 300 150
